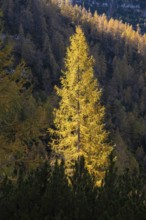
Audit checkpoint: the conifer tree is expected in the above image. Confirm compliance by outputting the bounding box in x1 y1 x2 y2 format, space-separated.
71 156 96 219
50 26 112 184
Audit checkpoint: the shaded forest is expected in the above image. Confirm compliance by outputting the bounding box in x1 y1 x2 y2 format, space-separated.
1 156 146 220
0 0 146 219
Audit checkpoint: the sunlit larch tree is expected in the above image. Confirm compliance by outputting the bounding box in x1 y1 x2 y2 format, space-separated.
50 26 112 184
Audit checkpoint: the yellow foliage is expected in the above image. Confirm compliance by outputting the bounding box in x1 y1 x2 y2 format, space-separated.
61 4 146 56
49 26 112 183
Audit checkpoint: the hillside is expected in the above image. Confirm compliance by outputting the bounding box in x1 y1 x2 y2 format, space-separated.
1 0 146 169
73 0 146 33
0 0 146 219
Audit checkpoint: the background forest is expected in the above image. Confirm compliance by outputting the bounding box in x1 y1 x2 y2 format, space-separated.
74 0 146 33
0 0 146 219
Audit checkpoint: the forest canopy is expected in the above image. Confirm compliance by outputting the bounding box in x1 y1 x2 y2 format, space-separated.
0 0 146 219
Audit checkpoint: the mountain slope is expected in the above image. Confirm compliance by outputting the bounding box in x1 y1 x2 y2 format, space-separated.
73 0 146 33
1 0 146 172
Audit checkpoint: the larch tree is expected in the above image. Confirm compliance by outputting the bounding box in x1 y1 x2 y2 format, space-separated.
50 26 112 184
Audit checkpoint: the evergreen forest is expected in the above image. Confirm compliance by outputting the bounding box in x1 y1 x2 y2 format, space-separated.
0 0 146 219
76 0 146 33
